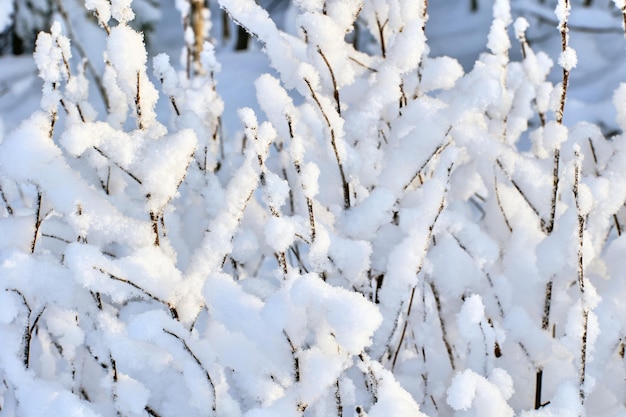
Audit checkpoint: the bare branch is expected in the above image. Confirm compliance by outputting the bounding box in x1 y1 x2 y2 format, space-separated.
303 78 350 209
317 46 341 116
163 329 216 416
95 267 178 319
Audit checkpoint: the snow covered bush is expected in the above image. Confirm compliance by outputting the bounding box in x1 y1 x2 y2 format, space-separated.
0 0 626 416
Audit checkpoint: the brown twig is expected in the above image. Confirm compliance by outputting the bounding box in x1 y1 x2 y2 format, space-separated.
93 146 143 185
390 179 449 370
284 331 300 382
375 15 388 58
135 71 144 130
95 267 178 319
31 191 43 254
495 159 542 222
543 149 560 235
0 185 13 215
317 46 341 116
572 148 588 404
404 136 452 190
430 280 456 370
54 0 110 109
163 329 216 416
304 78 350 209
494 170 513 233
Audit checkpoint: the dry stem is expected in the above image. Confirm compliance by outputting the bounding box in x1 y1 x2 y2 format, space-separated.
163 329 217 416
573 148 588 405
317 46 341 116
303 78 350 209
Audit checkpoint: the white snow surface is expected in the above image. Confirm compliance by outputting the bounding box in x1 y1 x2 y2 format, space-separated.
1 1 626 416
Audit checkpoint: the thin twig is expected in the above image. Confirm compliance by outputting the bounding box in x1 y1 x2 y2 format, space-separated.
543 149 560 234
284 331 300 382
145 406 163 417
0 185 13 215
572 148 588 404
317 46 341 116
404 137 452 190
496 159 542 221
349 56 377 72
303 79 350 209
31 191 43 254
494 169 513 233
429 280 456 370
95 267 178 319
375 15 388 58
93 147 143 184
390 182 449 370
162 329 217 416
53 0 110 109
149 211 160 247
135 71 144 130
335 380 343 417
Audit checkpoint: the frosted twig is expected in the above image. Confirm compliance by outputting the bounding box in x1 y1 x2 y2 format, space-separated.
95 267 178 319
399 82 408 111
391 184 449 371
556 1 571 125
163 329 217 416
31 191 42 254
543 149 560 235
542 280 553 332
284 331 300 382
587 138 600 176
535 367 545 409
304 78 350 209
613 214 622 236
191 0 205 73
495 159 542 222
375 15 388 58
48 104 58 139
0 185 13 215
494 170 513 233
251 128 288 275
149 211 160 247
135 72 144 130
451 233 505 318
335 380 343 417
349 57 377 72
288 245 309 273
391 285 417 370
288 112 317 242
358 353 379 403
572 148 589 404
429 280 456 370
145 406 163 417
53 0 110 109
404 136 452 190
11 289 45 369
93 146 143 185
317 46 341 116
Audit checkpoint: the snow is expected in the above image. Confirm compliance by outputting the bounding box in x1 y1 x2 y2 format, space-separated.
2 0 626 416
559 46 578 71
264 216 295 252
420 57 464 93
